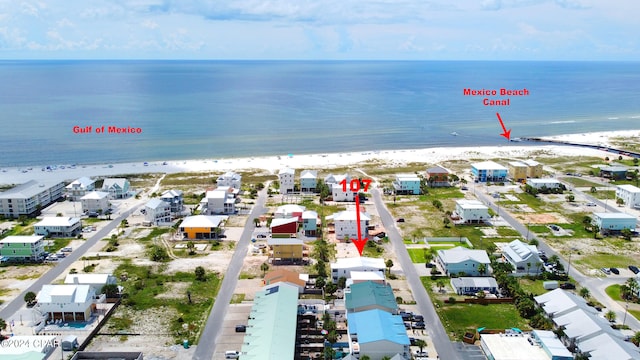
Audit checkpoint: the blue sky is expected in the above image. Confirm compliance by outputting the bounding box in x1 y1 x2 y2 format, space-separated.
0 0 638 60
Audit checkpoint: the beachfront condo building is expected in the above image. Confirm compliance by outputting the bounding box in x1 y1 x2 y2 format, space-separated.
0 180 66 218
101 178 130 199
299 170 318 193
65 177 95 201
616 184 640 209
34 217 82 238
471 161 508 182
523 159 544 178
392 173 421 195
508 161 528 182
278 168 295 194
216 171 242 189
0 235 46 261
80 191 110 214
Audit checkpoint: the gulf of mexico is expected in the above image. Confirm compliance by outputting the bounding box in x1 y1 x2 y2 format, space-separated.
0 60 639 167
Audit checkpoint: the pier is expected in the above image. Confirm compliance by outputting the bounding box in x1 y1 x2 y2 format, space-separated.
521 137 640 159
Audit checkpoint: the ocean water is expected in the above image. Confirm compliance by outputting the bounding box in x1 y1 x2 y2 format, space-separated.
1 60 639 167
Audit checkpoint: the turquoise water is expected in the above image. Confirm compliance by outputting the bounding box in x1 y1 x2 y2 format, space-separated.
1 60 639 167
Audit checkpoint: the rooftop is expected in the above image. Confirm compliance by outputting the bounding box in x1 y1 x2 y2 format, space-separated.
35 217 81 227
80 191 109 200
456 199 488 210
534 289 597 318
270 217 299 228
617 184 640 193
179 215 228 228
328 209 371 222
37 284 93 303
145 198 169 210
331 257 385 270
278 168 295 175
471 160 507 171
64 273 116 285
347 309 409 345
0 235 44 244
451 277 498 289
593 212 637 220
0 180 64 199
300 170 318 179
267 238 304 246
438 246 490 264
502 239 541 264
481 333 551 360
346 281 398 312
66 177 94 188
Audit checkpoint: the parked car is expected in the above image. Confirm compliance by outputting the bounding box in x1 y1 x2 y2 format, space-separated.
539 254 548 262
404 322 412 329
413 322 426 329
409 337 417 346
225 351 240 359
610 267 620 275
586 202 596 207
400 311 413 321
601 267 611 275
235 325 246 333
256 234 267 238
414 350 428 358
218 234 227 238
396 218 405 223
425 262 435 268
629 265 640 274
412 315 424 322
560 282 576 290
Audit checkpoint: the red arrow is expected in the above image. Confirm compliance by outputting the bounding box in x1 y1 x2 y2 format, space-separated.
352 195 368 256
496 112 511 141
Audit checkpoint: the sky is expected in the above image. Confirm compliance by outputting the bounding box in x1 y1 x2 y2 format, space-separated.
0 0 638 60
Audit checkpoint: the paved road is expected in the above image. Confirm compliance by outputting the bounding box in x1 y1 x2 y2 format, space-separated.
0 204 142 321
473 187 640 331
192 185 268 360
372 188 462 360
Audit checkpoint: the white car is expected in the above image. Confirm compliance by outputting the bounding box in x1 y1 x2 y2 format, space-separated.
414 350 428 358
225 351 240 359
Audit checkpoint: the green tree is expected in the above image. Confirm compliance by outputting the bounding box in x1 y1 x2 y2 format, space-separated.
315 277 326 290
415 339 427 353
582 215 593 229
260 262 269 277
359 355 370 360
186 241 196 255
253 218 261 227
617 198 625 206
436 279 446 293
590 186 597 193
443 217 451 228
565 194 575 202
149 245 169 262
622 228 633 241
24 291 36 305
316 259 328 278
605 310 617 323
579 287 590 300
324 282 338 297
195 266 206 281
337 276 347 289
0 318 6 334
385 259 394 275
631 331 640 346
432 199 443 210
592 224 600 238
102 284 119 297
478 263 487 276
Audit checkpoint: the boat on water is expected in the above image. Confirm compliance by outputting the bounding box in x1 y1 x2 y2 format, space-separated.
450 132 459 136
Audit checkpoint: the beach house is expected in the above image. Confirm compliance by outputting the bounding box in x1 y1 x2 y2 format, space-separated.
502 239 544 275
523 159 544 178
270 217 298 235
80 191 110 215
327 208 371 241
300 170 318 193
0 180 66 218
451 277 499 295
453 199 490 224
274 204 306 220
267 237 304 261
34 217 82 237
599 165 628 180
471 161 508 182
65 177 95 201
205 186 238 214
64 273 118 295
36 284 97 322
392 173 421 195
325 173 357 201
278 168 295 194
101 178 130 199
144 198 172 225
437 247 491 276
179 215 228 239
508 161 528 182
216 171 242 189
592 212 637 235
345 281 398 314
426 166 451 187
302 210 319 236
263 269 307 293
330 257 386 283
346 309 410 360
616 184 640 209
526 178 564 192
0 235 45 262
160 189 184 215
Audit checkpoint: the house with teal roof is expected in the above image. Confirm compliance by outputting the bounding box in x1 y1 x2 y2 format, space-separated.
347 309 410 360
345 281 398 314
241 283 299 359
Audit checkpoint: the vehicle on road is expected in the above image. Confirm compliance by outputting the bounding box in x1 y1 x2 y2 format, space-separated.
629 265 640 274
586 202 596 207
225 351 240 359
218 234 227 238
397 218 405 222
425 262 435 268
235 325 246 333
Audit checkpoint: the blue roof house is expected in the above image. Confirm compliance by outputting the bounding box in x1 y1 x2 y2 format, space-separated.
347 309 410 360
345 281 399 314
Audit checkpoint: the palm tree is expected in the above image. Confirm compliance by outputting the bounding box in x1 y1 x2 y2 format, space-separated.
385 259 394 275
526 262 532 276
260 262 269 277
478 263 487 276
436 279 446 293
582 215 593 230
415 339 427 353
605 310 617 323
631 331 640 346
579 287 590 300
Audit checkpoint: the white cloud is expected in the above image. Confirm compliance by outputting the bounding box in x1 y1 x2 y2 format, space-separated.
141 19 159 29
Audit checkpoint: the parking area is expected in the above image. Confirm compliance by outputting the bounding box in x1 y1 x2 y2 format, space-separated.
213 303 252 360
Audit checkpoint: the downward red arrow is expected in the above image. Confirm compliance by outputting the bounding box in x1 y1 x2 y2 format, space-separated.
352 195 368 256
496 112 511 141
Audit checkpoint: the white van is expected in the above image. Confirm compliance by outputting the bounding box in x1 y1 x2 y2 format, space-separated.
225 350 240 359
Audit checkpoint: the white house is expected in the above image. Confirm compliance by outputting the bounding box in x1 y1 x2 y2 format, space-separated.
216 171 242 189
616 184 640 209
454 199 490 224
592 212 637 234
275 204 306 220
64 273 118 295
527 178 563 190
326 173 357 202
160 189 184 215
65 177 95 201
279 168 295 194
144 198 171 225
393 173 421 195
36 284 97 322
324 173 350 186
205 187 238 215
80 191 110 214
471 161 508 182
502 239 544 274
34 217 82 237
437 247 491 277
330 257 385 283
101 178 130 199
300 170 318 193
327 208 371 241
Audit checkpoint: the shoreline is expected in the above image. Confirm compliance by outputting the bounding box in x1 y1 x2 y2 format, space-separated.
1 129 638 186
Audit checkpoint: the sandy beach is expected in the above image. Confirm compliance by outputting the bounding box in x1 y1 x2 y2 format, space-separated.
1 129 638 185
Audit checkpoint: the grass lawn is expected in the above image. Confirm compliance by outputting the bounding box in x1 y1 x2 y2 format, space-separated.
407 248 429 263
114 261 222 345
574 252 636 269
590 190 615 200
561 177 603 188
606 284 623 302
496 227 522 237
421 187 465 200
519 278 549 296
